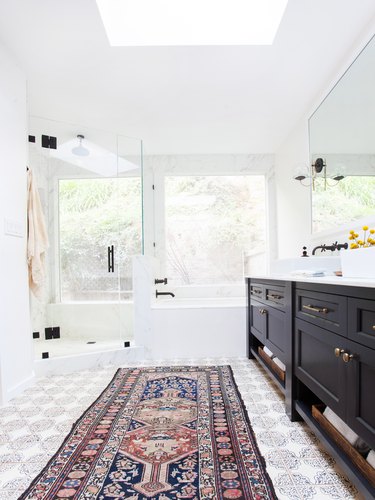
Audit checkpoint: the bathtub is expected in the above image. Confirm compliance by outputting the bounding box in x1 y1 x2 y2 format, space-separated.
148 296 247 359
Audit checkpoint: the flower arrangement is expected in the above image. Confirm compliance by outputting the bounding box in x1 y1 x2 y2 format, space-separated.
348 225 375 249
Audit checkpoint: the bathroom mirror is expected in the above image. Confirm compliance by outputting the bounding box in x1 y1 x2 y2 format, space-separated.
309 34 375 234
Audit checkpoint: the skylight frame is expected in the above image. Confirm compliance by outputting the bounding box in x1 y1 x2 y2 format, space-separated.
96 0 288 46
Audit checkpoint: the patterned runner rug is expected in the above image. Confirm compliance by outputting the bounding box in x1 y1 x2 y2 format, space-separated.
20 366 277 499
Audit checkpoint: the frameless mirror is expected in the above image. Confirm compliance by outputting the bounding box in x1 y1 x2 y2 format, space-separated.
309 35 375 234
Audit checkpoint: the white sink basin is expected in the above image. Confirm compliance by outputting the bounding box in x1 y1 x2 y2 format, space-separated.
270 256 341 275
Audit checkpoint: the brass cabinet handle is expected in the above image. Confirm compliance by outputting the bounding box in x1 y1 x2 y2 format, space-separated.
342 352 355 363
267 294 283 300
302 304 329 314
251 289 262 295
259 308 267 315
334 348 344 358
372 325 375 331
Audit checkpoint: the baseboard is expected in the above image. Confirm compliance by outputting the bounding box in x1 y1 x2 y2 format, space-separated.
2 372 36 405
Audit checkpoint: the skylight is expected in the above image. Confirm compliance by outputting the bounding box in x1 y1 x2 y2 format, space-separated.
96 0 288 46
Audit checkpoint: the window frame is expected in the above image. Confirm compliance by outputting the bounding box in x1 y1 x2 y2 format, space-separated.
143 155 276 297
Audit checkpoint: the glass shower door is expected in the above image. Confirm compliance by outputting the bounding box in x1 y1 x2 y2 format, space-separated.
28 117 143 357
59 176 122 302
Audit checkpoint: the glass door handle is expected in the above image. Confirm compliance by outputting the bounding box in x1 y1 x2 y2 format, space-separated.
108 245 114 273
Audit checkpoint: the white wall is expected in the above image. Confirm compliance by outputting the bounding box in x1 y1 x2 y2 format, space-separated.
274 118 311 259
0 41 33 404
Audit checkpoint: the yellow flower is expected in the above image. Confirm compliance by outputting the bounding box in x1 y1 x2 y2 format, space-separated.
354 233 359 238
363 225 369 231
370 229 375 234
357 240 364 246
349 230 355 235
350 243 359 249
348 235 354 240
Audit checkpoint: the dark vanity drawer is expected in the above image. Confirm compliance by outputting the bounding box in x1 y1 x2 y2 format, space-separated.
348 298 375 350
265 284 285 310
249 283 264 300
295 289 347 335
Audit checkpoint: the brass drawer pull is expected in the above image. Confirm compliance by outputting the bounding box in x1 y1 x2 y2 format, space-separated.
251 289 262 295
334 348 344 358
303 304 329 314
259 308 267 315
342 352 355 363
267 294 283 300
372 325 375 331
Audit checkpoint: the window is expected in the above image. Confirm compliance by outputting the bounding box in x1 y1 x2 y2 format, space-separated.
164 175 266 286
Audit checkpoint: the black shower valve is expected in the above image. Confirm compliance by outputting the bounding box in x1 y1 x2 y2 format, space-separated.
154 277 168 285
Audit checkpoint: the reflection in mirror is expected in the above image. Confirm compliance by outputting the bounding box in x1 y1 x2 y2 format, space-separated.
309 34 375 233
312 176 375 233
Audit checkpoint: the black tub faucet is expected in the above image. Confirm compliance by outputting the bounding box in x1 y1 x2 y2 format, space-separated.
156 290 175 298
155 277 168 285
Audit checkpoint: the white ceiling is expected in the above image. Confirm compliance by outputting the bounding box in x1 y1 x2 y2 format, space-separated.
0 0 374 154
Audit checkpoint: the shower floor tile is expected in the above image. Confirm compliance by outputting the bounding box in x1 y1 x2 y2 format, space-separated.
0 357 363 499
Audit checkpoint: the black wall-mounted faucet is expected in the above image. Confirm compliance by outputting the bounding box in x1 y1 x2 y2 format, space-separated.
312 241 348 255
155 290 175 298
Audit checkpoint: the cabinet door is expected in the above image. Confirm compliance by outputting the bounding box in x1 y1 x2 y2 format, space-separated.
346 339 375 449
264 306 287 362
295 318 346 419
249 301 266 343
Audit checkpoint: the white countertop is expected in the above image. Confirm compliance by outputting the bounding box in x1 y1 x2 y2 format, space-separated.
246 274 375 288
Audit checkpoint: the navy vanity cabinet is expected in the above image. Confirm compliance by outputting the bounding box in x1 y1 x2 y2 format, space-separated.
249 280 288 361
247 277 375 496
294 282 375 497
247 278 294 419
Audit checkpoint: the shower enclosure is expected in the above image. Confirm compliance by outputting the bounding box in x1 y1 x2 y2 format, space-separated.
29 117 143 359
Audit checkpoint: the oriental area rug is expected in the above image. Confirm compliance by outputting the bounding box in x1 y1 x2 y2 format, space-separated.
20 366 277 499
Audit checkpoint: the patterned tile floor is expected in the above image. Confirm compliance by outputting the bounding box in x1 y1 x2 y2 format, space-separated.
0 357 363 499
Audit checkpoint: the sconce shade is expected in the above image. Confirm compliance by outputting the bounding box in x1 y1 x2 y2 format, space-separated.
294 157 344 190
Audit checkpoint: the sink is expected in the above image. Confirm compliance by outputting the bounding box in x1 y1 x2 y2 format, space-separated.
270 256 341 275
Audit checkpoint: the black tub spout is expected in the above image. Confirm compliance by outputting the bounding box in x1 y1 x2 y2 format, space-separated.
155 290 175 298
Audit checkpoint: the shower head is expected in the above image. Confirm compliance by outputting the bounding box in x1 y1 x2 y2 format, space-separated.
72 134 89 157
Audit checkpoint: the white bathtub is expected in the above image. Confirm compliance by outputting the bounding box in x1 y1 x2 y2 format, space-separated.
152 297 246 309
148 296 247 359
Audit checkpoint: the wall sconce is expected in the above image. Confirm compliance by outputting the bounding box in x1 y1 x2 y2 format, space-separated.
294 158 344 190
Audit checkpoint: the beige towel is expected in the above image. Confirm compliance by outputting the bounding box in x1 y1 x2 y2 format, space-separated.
27 169 49 298
323 406 370 454
367 450 375 468
273 357 286 371
263 346 274 358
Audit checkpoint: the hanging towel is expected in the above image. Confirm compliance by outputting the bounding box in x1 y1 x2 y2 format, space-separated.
27 169 49 298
